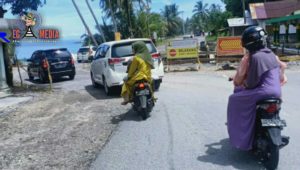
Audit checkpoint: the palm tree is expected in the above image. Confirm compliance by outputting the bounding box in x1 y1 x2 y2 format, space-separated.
99 0 118 32
161 4 181 36
193 0 208 30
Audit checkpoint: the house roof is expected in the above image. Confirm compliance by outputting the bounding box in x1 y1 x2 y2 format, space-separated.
250 0 300 20
266 13 300 24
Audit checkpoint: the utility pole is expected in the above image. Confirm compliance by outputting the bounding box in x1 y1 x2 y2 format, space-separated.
85 0 106 42
72 0 98 46
242 0 246 24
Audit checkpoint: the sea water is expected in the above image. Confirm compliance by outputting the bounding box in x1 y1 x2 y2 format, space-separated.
15 39 82 60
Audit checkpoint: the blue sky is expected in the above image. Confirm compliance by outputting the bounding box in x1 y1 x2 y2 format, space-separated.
4 0 224 40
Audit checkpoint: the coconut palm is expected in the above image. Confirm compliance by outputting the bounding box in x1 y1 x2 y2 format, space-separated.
161 4 181 36
192 0 208 30
99 0 118 32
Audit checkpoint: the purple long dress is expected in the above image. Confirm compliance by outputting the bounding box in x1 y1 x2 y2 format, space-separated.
227 48 281 150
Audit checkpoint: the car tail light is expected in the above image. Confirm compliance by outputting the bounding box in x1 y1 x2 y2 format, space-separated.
138 83 145 89
70 57 75 65
109 58 123 65
42 59 48 69
152 53 160 59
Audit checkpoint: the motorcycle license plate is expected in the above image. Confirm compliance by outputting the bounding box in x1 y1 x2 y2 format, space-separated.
136 89 150 96
261 119 286 127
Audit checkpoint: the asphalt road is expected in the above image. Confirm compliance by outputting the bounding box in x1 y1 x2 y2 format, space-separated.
90 70 300 170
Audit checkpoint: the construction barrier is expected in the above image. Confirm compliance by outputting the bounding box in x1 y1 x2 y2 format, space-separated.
165 39 200 71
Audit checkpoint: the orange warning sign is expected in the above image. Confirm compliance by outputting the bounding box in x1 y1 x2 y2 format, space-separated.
217 36 244 56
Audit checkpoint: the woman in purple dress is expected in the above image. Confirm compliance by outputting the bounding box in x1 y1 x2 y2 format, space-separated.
227 26 287 150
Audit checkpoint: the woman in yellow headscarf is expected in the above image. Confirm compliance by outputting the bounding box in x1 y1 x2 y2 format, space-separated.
121 41 154 105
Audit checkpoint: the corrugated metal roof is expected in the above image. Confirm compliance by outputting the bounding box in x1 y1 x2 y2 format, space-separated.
250 0 300 19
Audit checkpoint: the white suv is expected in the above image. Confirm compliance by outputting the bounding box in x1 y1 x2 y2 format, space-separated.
77 46 96 63
90 38 164 95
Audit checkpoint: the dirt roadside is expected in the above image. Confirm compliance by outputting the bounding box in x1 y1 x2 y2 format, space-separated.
0 85 130 170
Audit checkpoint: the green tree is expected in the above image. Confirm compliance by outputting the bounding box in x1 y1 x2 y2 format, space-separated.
135 12 167 38
0 0 46 17
99 0 137 38
161 4 181 37
192 0 208 32
205 4 232 35
148 13 167 38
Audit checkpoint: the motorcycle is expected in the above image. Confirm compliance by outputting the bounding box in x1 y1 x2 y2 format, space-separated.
253 98 289 170
125 59 155 120
132 80 155 120
228 78 289 170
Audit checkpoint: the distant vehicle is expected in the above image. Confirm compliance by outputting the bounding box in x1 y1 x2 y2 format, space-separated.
90 38 164 95
183 34 194 39
77 46 96 63
200 41 207 51
27 48 76 83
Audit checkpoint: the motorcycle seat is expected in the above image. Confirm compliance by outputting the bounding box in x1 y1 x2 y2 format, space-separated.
256 98 282 105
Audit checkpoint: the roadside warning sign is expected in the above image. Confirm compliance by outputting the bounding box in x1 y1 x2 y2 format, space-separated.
169 49 177 57
216 36 244 56
167 47 198 59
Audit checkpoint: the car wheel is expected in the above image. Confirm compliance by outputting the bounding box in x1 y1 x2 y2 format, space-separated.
91 72 100 88
69 74 75 80
28 72 34 81
103 77 111 95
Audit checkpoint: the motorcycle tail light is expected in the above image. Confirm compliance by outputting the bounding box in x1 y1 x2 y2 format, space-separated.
266 104 278 113
138 83 145 89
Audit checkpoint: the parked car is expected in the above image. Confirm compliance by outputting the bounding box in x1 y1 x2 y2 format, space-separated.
77 46 96 63
27 48 76 83
90 38 164 95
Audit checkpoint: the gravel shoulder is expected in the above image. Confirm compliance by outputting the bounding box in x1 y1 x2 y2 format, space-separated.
0 65 130 170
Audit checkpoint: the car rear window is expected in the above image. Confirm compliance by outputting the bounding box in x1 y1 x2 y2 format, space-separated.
46 50 71 58
78 48 90 52
111 41 157 58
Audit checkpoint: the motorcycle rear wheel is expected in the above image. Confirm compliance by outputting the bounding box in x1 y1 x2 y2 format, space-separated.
140 108 148 120
263 143 279 170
